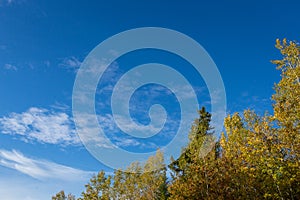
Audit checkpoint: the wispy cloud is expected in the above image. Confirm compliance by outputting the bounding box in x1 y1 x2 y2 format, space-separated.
50 102 70 111
0 0 22 6
3 64 17 71
75 59 206 150
60 56 82 71
44 60 50 67
113 113 165 137
0 107 80 146
114 138 141 147
75 113 114 148
0 149 93 181
0 0 12 5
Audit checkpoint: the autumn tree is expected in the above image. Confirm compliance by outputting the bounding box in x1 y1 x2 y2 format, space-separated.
79 149 168 200
53 39 300 200
271 38 300 198
79 171 112 200
52 190 76 200
168 39 300 199
168 107 220 199
111 149 168 200
217 39 300 199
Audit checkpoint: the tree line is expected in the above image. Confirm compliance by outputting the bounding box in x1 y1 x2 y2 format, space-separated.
53 39 300 199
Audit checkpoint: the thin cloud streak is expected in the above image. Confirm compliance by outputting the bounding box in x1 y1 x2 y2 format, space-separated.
60 56 82 71
0 149 94 181
3 64 17 71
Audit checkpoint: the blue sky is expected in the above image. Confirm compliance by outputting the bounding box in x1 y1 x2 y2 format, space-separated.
0 0 299 199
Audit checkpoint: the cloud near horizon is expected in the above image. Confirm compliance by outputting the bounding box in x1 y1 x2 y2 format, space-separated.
0 149 94 181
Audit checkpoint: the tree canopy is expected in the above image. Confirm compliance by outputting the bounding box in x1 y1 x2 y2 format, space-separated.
53 39 300 199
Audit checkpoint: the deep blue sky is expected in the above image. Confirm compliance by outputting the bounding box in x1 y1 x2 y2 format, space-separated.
0 0 299 199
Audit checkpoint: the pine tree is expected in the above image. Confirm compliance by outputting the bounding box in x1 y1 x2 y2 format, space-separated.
168 107 217 199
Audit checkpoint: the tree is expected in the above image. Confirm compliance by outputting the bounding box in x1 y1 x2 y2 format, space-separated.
52 190 75 200
216 39 300 199
271 39 300 198
53 39 300 200
79 171 112 200
112 150 168 200
168 107 213 174
141 149 169 200
52 190 66 200
168 39 300 199
79 150 168 200
168 107 219 199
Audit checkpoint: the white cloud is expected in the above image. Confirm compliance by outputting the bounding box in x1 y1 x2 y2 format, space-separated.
74 113 114 148
0 149 95 200
75 59 205 149
0 0 22 6
60 56 82 71
0 149 94 181
0 170 87 200
0 107 125 148
3 64 17 71
0 107 80 146
50 102 70 111
113 112 166 137
44 60 50 67
114 138 141 147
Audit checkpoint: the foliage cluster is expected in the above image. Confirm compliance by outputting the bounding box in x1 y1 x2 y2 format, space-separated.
53 39 300 199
